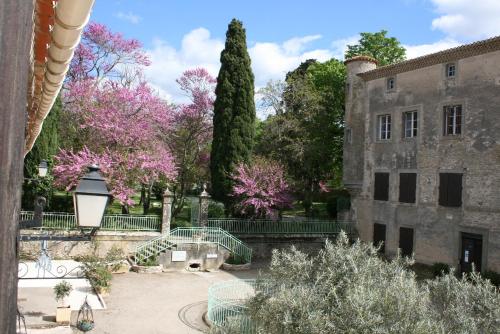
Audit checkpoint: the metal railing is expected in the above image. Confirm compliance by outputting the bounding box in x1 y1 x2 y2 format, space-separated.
207 218 355 236
134 227 253 264
20 211 161 232
208 279 263 333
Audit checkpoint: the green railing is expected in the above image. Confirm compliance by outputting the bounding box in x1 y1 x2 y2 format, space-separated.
207 218 355 236
208 279 263 333
134 227 253 264
20 211 161 232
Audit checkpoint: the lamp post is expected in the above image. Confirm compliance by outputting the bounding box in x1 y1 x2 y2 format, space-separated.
38 160 48 178
19 164 111 241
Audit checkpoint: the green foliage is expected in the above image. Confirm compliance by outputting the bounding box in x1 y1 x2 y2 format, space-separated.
256 59 346 216
138 255 158 267
431 262 451 277
53 280 72 302
211 18 256 204
222 233 500 334
22 96 62 210
80 255 113 292
345 30 406 66
208 201 226 218
105 246 125 272
225 254 246 265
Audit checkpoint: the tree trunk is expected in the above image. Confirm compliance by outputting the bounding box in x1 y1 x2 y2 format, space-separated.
121 205 129 214
0 1 34 332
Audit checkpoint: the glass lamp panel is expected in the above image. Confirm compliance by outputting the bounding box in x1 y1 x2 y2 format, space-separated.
38 166 48 177
75 194 108 228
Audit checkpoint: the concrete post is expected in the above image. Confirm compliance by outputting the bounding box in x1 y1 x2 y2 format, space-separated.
198 184 210 227
162 188 174 234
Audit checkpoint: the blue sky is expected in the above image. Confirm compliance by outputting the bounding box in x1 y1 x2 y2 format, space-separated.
89 0 500 105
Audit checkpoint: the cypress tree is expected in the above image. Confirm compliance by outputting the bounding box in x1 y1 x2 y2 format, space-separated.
210 19 256 203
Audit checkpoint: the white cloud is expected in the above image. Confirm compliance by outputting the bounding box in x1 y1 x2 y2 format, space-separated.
115 11 142 24
331 35 360 59
144 28 334 105
430 0 500 40
404 38 460 59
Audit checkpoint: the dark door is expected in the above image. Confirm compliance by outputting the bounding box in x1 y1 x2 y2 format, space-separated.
460 233 482 273
399 227 414 257
373 223 386 254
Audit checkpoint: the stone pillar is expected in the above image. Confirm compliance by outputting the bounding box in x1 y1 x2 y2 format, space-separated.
198 184 210 227
162 188 174 234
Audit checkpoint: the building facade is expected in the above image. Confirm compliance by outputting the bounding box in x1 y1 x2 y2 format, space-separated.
344 36 500 272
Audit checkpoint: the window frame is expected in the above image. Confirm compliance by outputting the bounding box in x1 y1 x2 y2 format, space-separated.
377 114 392 141
443 105 462 136
446 63 456 78
403 111 418 138
386 77 396 91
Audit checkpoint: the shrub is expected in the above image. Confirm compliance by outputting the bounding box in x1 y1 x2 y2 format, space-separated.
80 255 112 292
105 245 125 272
53 280 72 302
208 201 225 218
431 262 451 277
482 270 500 287
138 255 158 267
213 233 500 334
325 196 337 218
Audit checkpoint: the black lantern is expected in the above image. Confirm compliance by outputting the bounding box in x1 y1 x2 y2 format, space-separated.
73 165 111 228
38 160 48 177
76 297 94 332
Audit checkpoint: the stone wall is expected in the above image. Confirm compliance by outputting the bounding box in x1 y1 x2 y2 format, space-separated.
345 49 500 272
238 234 335 260
19 231 159 260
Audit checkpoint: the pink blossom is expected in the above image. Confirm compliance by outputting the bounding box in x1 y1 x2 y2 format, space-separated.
232 158 293 220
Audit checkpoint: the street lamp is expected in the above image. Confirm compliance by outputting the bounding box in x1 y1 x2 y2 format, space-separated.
73 164 111 230
38 160 48 178
19 164 112 241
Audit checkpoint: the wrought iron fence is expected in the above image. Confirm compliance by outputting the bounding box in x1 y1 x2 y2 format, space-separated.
20 211 161 232
207 218 355 236
208 279 261 333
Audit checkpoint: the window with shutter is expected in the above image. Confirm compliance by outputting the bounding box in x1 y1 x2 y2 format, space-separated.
374 173 389 201
399 227 414 257
439 173 462 207
399 173 416 203
373 223 386 254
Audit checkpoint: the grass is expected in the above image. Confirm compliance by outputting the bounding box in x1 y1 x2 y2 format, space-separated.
282 201 330 219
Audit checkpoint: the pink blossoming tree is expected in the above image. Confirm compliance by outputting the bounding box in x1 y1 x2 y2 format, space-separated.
165 68 216 217
55 22 176 212
232 158 293 220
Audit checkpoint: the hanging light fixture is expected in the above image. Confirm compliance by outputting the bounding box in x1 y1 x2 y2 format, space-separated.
38 160 48 177
73 165 111 229
76 296 94 332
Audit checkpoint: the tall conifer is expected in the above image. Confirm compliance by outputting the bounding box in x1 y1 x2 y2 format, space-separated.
210 19 255 203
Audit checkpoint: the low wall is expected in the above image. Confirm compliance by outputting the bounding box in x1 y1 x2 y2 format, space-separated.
19 230 160 259
159 243 230 271
238 234 338 260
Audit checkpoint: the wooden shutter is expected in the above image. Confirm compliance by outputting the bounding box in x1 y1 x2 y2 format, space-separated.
447 173 462 207
373 223 386 253
439 173 448 206
399 227 414 257
374 173 389 201
399 173 416 203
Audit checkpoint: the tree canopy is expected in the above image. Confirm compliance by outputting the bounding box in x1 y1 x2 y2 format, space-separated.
210 18 256 205
345 30 406 66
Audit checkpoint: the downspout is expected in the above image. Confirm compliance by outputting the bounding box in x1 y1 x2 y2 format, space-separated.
24 0 95 155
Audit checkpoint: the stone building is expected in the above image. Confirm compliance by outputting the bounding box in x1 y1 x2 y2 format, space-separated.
343 36 500 273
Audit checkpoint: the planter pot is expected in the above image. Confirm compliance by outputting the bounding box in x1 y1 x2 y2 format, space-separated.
221 262 251 271
107 261 130 274
130 264 163 274
56 306 71 324
77 320 95 332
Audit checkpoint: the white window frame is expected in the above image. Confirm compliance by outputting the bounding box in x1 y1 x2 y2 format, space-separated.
444 105 462 136
387 77 395 91
446 63 456 78
403 111 418 138
378 114 391 140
